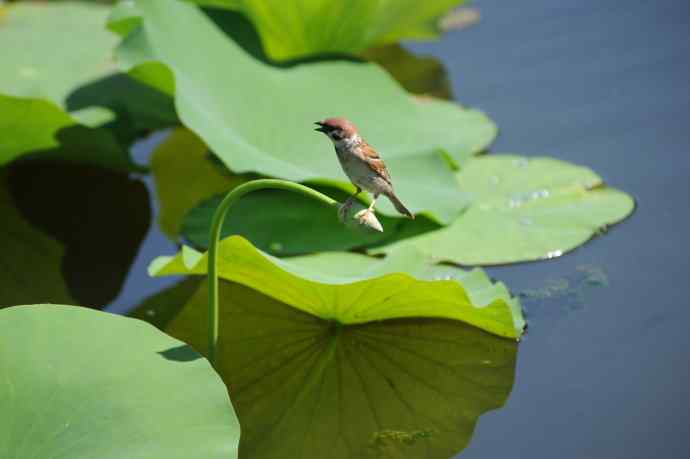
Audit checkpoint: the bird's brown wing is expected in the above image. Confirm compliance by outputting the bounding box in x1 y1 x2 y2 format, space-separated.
360 142 392 185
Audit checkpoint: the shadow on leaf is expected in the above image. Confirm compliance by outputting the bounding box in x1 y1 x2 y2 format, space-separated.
7 161 151 307
66 72 177 148
159 344 202 362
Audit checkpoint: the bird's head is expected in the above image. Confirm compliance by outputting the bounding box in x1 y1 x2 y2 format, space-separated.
314 117 360 145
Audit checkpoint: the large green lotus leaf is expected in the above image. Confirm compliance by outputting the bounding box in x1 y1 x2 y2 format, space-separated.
131 278 518 459
0 1 176 158
0 304 239 458
0 1 117 103
149 236 525 338
0 171 74 307
376 155 636 265
115 0 496 222
112 4 453 98
0 94 138 170
5 161 151 307
187 0 465 61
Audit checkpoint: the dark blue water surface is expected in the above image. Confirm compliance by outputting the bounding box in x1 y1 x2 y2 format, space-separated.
104 1 690 457
407 1 690 458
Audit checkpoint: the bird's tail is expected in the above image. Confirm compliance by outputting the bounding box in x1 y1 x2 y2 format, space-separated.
386 192 414 219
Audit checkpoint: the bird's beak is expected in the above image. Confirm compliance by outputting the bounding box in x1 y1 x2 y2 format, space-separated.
314 121 327 133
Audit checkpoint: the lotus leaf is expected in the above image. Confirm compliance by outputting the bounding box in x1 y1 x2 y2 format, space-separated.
108 0 144 37
187 0 466 61
0 1 175 162
376 155 636 264
181 190 400 254
0 94 137 170
115 0 496 221
0 2 117 104
150 128 246 238
149 236 525 337
131 278 518 459
0 304 239 458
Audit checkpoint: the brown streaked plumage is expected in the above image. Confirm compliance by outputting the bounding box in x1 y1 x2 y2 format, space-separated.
315 117 414 220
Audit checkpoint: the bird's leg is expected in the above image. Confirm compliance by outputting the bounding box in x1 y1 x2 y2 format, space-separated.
366 194 378 213
355 193 378 222
338 186 361 221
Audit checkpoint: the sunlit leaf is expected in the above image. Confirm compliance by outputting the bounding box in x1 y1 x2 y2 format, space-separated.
115 0 496 222
5 161 151 307
0 1 176 157
0 2 117 103
375 155 636 265
0 304 239 458
107 0 143 37
131 278 518 459
149 236 525 338
187 0 466 60
0 94 138 170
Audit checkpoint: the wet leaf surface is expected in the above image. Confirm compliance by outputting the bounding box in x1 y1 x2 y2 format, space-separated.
376 155 635 265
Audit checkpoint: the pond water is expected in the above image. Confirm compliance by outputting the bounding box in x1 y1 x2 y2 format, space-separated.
407 1 689 458
93 0 689 457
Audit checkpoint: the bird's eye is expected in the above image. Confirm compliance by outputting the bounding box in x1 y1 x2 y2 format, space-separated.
330 131 342 140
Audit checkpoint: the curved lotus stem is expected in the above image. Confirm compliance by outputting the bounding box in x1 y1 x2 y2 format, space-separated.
206 179 382 366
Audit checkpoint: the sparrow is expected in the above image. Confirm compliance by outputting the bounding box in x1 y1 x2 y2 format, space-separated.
314 117 414 222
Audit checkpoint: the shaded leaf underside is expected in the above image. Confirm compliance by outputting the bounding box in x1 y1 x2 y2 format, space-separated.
131 278 518 459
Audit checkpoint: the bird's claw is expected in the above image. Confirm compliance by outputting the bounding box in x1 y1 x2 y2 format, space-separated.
354 208 372 223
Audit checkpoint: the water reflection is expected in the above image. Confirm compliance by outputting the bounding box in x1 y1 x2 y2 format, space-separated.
131 279 519 459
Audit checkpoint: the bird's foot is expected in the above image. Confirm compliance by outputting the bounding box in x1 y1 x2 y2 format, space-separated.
354 208 373 223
